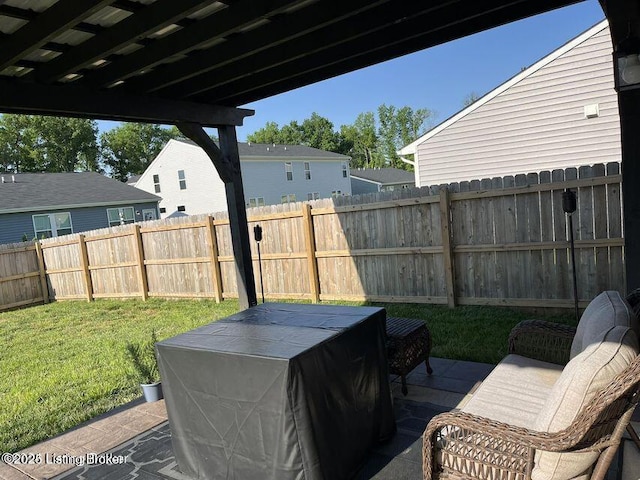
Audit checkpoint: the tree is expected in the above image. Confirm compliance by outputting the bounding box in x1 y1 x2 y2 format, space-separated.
100 123 176 182
0 115 37 173
378 104 432 169
340 112 380 168
463 91 481 107
246 121 282 144
0 114 98 173
300 113 342 151
31 116 99 172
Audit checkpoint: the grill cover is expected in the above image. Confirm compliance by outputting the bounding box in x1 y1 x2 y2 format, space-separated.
156 303 395 480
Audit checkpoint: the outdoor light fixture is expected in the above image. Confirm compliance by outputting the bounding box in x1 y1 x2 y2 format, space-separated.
562 189 579 322
614 31 640 91
254 224 265 303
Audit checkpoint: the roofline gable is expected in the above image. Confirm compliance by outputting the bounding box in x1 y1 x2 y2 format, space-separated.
397 19 609 155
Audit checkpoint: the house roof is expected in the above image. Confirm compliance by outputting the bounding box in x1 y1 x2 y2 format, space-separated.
0 0 580 126
174 138 350 160
350 168 415 185
126 174 141 185
398 19 609 156
0 172 160 214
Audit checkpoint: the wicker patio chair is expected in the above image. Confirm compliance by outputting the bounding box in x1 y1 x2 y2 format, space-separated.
422 320 640 480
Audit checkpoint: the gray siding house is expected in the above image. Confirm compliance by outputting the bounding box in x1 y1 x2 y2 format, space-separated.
398 20 619 186
350 168 415 195
0 172 160 245
132 139 352 218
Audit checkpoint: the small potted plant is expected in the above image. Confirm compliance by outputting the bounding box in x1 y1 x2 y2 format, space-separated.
126 330 163 402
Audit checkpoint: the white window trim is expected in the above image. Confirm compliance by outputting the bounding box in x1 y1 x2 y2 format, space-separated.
153 174 161 193
106 206 135 227
248 197 265 208
178 170 187 190
32 212 74 239
285 162 293 181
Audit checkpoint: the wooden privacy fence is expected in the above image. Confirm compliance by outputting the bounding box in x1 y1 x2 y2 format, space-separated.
0 163 625 312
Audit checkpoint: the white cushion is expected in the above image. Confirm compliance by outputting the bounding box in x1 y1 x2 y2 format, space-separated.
462 354 563 428
570 291 637 359
532 326 639 480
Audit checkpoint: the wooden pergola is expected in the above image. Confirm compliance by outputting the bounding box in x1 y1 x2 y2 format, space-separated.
0 0 637 309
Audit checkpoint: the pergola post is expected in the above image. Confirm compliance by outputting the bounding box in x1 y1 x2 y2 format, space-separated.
601 0 640 293
619 90 640 293
177 122 257 309
218 125 258 309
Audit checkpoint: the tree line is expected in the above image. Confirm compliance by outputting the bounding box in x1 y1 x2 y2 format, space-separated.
247 104 433 170
0 115 181 182
0 104 433 181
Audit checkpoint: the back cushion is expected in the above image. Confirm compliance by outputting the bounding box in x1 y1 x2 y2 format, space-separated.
570 291 637 359
532 326 639 480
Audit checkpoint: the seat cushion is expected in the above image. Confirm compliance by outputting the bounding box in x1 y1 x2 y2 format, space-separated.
570 291 637 359
461 354 564 428
532 326 639 480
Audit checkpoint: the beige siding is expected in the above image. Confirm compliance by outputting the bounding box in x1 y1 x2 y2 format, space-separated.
417 27 620 186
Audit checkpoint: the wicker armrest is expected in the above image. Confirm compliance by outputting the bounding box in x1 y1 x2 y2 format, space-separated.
508 320 576 365
422 411 586 480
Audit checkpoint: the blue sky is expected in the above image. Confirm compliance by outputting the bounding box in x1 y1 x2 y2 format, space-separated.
99 0 606 142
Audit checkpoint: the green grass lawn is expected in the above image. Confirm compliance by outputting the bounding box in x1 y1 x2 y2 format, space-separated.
0 298 575 453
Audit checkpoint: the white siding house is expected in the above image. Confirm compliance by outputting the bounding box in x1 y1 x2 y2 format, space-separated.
399 21 620 187
133 139 352 217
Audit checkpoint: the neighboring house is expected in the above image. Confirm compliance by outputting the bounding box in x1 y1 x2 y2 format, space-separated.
398 20 620 187
350 168 416 195
134 139 352 218
0 172 160 245
126 175 141 186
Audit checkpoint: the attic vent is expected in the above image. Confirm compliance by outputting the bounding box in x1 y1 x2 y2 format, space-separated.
584 104 599 119
266 147 270 151
1 176 4 183
284 146 287 151
12 175 15 183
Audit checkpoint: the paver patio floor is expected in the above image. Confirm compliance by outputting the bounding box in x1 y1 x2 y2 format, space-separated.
2 358 638 480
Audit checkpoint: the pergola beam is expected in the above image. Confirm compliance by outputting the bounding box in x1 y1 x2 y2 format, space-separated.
80 0 309 89
0 0 116 71
201 0 576 106
156 0 442 99
33 0 212 84
0 77 253 127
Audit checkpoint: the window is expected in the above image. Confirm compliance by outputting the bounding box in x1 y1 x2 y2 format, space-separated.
281 194 296 204
331 190 342 198
32 212 73 239
284 162 293 181
178 170 187 190
307 192 319 201
107 207 135 227
153 174 161 193
304 162 311 180
159 207 166 214
177 205 186 212
248 197 265 208
342 162 348 178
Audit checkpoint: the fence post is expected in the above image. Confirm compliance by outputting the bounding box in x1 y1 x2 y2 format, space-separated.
78 234 93 302
34 241 49 304
206 215 224 302
439 188 456 308
133 225 149 301
302 204 321 303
